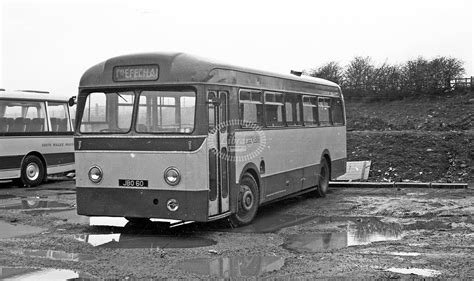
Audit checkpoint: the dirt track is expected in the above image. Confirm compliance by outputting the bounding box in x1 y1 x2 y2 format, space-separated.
0 179 472 279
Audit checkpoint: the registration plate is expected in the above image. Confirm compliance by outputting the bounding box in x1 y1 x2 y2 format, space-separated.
119 179 148 187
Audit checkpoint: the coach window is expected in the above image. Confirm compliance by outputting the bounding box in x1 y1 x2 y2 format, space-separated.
239 89 263 127
264 92 284 127
331 98 344 125
48 102 70 132
1 101 47 133
285 94 302 126
302 96 318 126
318 97 331 126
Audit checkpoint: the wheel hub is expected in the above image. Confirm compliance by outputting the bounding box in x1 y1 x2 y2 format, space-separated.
26 163 40 181
241 186 254 211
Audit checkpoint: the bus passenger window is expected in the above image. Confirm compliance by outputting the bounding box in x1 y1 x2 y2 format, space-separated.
0 100 47 132
332 98 344 125
302 96 318 125
49 102 70 132
239 90 263 127
285 94 301 126
318 98 331 126
264 92 284 127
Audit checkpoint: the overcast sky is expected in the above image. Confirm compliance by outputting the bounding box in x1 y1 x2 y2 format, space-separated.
1 0 472 97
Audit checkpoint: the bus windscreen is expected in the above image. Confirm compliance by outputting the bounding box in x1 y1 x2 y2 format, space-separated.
79 90 196 134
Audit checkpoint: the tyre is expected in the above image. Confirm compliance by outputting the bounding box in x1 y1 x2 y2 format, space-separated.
316 158 330 197
20 155 45 187
229 173 259 227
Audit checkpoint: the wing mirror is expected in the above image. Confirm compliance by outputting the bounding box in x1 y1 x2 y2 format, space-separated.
68 96 76 107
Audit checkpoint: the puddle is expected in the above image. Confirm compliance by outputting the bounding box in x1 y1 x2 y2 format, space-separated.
404 220 452 230
75 233 216 249
0 199 71 210
0 221 46 239
43 209 90 224
0 266 94 280
224 213 316 233
43 210 181 227
75 233 121 247
283 217 402 252
406 192 428 196
176 256 285 278
9 249 95 262
386 267 441 277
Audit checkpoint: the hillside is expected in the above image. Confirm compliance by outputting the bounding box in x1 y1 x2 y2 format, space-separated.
345 91 473 131
344 91 473 183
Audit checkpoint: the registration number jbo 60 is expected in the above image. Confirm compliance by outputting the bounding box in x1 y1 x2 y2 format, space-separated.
119 179 148 187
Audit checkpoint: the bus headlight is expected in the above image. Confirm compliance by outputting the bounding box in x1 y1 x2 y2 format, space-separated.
88 165 103 183
164 167 180 186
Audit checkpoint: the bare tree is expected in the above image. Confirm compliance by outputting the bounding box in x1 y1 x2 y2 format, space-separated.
429 56 465 89
344 56 375 90
373 62 403 92
401 57 430 92
306 61 344 85
305 55 466 97
401 56 465 93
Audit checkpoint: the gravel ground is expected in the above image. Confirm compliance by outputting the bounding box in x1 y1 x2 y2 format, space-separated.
0 179 472 279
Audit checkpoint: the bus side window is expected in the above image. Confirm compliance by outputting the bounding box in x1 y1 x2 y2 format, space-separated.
49 102 70 132
239 90 263 127
285 94 302 126
264 92 284 127
302 96 318 126
331 98 344 125
318 97 331 126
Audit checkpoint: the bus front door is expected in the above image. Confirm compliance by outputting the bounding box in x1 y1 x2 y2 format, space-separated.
208 91 230 217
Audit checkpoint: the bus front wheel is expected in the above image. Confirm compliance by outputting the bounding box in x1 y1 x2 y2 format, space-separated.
316 158 330 197
20 155 45 187
229 173 259 227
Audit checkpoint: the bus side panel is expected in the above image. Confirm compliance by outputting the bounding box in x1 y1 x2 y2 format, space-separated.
0 135 74 180
234 126 346 203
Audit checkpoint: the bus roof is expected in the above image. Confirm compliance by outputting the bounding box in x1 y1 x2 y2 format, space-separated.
79 53 341 95
0 90 69 102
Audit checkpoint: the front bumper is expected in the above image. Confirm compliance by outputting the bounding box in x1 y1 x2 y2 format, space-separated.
76 187 209 222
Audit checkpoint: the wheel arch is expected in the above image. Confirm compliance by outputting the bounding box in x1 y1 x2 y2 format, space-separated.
21 151 47 176
238 162 261 189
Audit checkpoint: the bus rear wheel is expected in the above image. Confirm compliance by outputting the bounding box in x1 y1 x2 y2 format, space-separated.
316 158 330 197
20 155 45 187
229 173 259 227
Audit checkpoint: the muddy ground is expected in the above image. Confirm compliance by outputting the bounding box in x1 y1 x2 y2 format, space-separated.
344 91 473 183
0 178 472 279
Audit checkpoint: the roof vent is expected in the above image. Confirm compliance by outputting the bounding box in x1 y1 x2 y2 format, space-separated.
290 70 303 77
